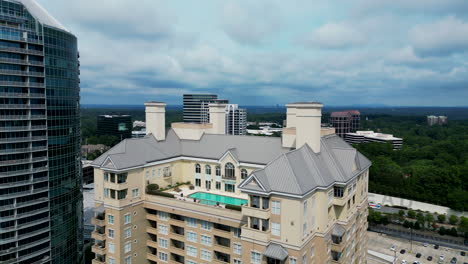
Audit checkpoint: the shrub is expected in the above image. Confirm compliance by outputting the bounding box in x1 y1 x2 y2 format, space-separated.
147 190 174 198
174 187 181 192
407 210 416 219
225 204 242 211
189 184 195 190
437 214 446 223
146 184 159 191
449 215 458 225
398 210 405 217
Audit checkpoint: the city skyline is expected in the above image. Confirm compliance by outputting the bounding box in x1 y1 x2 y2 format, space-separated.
37 0 468 107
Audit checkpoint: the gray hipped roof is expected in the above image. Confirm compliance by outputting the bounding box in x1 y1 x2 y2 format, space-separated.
92 129 291 170
238 134 371 196
18 0 69 32
263 243 289 260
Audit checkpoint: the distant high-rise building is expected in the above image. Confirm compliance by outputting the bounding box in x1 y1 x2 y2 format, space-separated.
330 110 361 138
183 94 219 123
0 0 82 263
427 115 448 126
225 104 247 135
97 115 132 139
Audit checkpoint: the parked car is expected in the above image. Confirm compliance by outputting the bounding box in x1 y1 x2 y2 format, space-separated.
451 257 457 264
416 253 422 258
401 260 407 264
434 244 439 249
400 249 406 254
390 245 396 251
427 256 433 261
423 242 429 247
461 251 466 256
439 255 445 261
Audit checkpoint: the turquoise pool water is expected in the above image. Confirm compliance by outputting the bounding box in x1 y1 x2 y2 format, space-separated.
188 192 247 206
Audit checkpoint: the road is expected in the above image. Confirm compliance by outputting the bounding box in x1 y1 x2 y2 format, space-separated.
367 231 468 264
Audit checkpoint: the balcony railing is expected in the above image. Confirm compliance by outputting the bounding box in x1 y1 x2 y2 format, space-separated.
0 46 43 55
0 104 46 109
0 69 45 77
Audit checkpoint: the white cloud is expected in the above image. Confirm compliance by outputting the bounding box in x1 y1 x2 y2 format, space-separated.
410 16 468 56
302 22 367 49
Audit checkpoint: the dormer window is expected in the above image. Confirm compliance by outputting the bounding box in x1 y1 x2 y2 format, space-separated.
225 163 235 179
241 169 248 179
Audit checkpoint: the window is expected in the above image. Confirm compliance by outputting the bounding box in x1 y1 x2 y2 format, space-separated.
159 211 168 220
108 257 115 264
201 234 211 246
271 222 280 236
108 229 114 239
310 246 315 258
104 173 109 181
163 167 171 177
187 245 197 257
152 169 156 179
187 231 197 242
124 256 131 264
158 238 168 249
195 164 201 173
110 173 116 183
158 224 168 235
205 165 211 175
234 243 242 255
104 188 109 198
215 181 221 190
118 189 127 200
241 169 248 179
225 162 235 178
132 188 139 198
124 214 131 224
117 173 127 183
124 241 131 253
124 227 131 238
272 201 281 215
195 178 201 187
159 252 168 262
251 251 261 264
108 215 114 225
187 261 197 264
234 259 242 264
334 186 344 198
216 166 221 176
303 222 307 237
289 257 297 264
200 220 211 231
302 254 306 264
108 242 115 253
303 201 308 216
201 249 211 261
233 228 241 238
187 217 197 227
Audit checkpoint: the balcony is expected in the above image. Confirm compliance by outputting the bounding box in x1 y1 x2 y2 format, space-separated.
214 251 231 263
0 69 44 77
91 244 106 255
0 46 43 55
92 257 105 264
241 224 270 242
91 230 106 241
242 205 270 220
331 251 342 263
170 253 185 264
147 252 158 263
147 239 158 249
146 226 158 235
170 225 185 237
91 217 105 227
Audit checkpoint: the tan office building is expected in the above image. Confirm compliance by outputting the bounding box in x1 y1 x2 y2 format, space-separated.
90 101 371 264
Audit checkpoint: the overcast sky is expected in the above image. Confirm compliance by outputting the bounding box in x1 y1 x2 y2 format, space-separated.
38 0 468 106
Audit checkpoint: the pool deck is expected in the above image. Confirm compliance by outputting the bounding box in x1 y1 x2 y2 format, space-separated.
165 186 249 207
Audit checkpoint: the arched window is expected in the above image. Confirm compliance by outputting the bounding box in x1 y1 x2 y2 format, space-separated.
216 166 221 176
205 165 211 175
241 169 248 179
225 163 235 179
195 164 201 174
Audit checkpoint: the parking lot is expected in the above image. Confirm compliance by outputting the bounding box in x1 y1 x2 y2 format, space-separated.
368 231 468 263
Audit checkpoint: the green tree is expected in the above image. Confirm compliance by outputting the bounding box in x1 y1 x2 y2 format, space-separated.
398 210 405 217
425 214 434 228
437 214 446 223
449 215 459 225
407 210 416 219
416 212 425 223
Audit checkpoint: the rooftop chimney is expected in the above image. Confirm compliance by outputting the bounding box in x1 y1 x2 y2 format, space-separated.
285 102 323 152
145 101 166 141
208 102 227 135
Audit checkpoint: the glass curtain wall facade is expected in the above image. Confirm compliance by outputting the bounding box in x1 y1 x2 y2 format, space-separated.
0 0 82 263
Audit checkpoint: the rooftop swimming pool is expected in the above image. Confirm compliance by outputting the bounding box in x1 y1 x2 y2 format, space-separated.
188 192 248 206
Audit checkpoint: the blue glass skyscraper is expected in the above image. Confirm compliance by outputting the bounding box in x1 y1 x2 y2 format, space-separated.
0 0 82 263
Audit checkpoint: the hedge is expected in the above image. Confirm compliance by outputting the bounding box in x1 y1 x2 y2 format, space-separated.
225 204 242 211
146 190 175 198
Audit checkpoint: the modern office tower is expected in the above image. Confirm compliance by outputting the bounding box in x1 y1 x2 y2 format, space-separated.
183 94 218 123
427 115 448 126
225 104 247 135
330 110 361 138
90 101 370 264
0 0 82 263
97 115 132 140
345 131 403 150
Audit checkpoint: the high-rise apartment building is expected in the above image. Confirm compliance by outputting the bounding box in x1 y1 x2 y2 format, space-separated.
0 0 82 263
330 110 361 138
427 115 448 126
90 101 370 264
345 131 403 150
97 115 132 140
225 104 247 135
